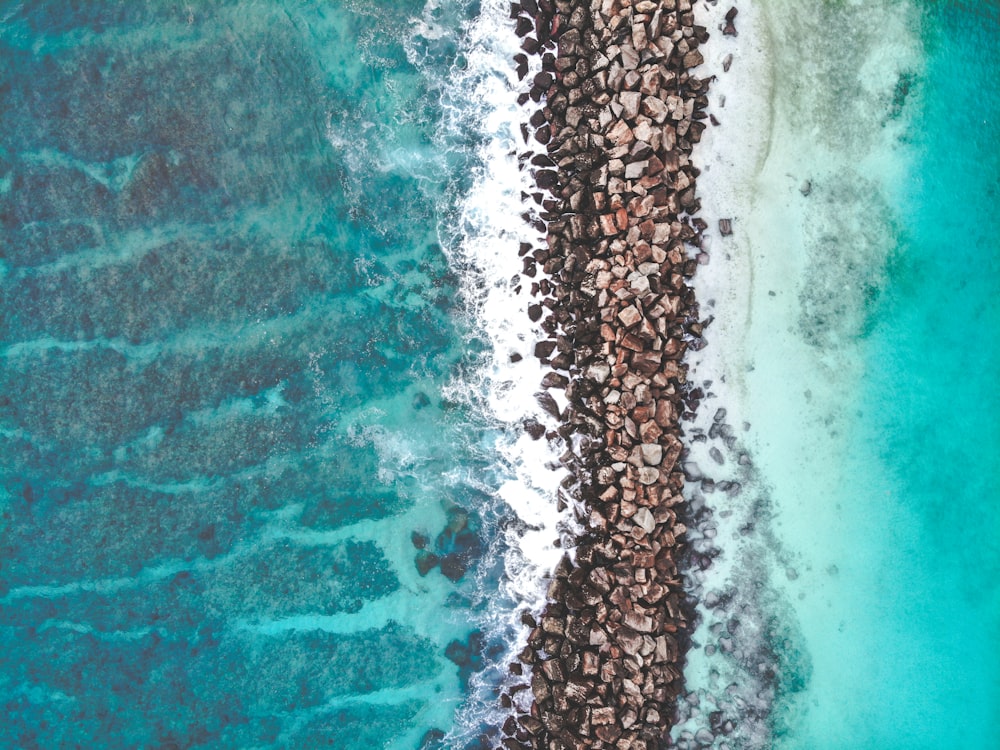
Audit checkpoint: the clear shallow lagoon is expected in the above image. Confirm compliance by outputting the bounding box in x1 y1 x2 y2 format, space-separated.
688 1 1000 748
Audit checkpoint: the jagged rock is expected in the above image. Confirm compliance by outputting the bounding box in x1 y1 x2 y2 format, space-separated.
641 96 669 123
640 442 663 465
633 506 656 534
618 305 643 327
510 0 707 742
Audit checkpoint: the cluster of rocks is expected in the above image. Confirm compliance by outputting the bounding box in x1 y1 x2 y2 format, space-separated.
501 0 718 747
412 506 483 582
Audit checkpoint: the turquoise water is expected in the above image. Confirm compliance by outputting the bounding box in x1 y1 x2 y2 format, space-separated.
677 1 1000 748
750 2 1000 748
3 0 999 748
0 1 512 747
838 4 1000 746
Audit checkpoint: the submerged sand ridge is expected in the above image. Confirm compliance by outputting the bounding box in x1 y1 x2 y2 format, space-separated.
500 0 719 746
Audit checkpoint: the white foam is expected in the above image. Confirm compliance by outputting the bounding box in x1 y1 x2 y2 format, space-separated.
432 0 573 593
410 0 583 740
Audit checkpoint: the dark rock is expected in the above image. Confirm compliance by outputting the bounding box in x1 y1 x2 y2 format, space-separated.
535 391 561 418
440 554 467 581
534 339 557 358
415 550 439 576
541 371 570 389
524 418 546 439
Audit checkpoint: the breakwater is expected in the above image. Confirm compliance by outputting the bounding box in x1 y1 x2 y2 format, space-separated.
501 0 716 746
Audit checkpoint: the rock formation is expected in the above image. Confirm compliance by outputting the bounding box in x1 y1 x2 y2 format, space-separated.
502 0 713 746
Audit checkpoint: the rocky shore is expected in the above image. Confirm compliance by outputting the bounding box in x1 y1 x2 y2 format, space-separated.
501 0 715 747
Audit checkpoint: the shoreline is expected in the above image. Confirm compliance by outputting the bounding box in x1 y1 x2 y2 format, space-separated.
500 0 716 745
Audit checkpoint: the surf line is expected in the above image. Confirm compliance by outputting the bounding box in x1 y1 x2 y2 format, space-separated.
500 0 720 746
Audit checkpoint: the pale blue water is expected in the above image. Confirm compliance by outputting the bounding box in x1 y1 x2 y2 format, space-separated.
767 2 1000 748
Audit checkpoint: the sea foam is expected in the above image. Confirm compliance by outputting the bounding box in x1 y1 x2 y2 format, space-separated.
409 0 580 740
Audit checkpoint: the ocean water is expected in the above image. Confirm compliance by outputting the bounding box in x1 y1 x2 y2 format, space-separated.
0 1 534 747
683 1 1000 748
3 0 998 749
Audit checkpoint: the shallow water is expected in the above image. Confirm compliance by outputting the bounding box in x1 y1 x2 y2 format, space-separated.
684 1 1000 748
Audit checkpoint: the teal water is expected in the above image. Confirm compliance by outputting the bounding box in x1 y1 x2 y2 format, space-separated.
0 1 514 748
4 0 998 748
838 3 1000 746
754 2 1000 747
675 1 1000 748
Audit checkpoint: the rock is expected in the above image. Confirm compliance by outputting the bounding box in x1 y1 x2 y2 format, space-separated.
624 160 648 179
683 49 704 68
592 706 616 726
541 658 565 682
640 443 663 465
535 339 557 358
523 418 546 439
616 626 644 655
445 639 472 666
510 0 708 741
633 506 656 534
620 44 639 70
415 550 440 576
536 391 561 418
440 554 467 581
607 119 635 145
618 305 643 327
542 371 570 389
587 361 611 383
641 96 669 123
696 728 716 745
620 90 642 120
637 466 660 485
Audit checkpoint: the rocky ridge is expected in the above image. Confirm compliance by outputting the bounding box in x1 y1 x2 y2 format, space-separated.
501 0 716 747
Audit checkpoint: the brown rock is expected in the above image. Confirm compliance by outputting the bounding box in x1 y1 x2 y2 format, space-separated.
683 49 704 68
640 96 669 123
541 658 565 682
608 119 635 145
617 305 643 328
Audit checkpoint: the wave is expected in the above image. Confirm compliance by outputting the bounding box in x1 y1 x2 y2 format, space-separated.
403 0 584 742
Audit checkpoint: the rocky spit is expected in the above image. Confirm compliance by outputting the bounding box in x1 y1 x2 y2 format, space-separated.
500 0 718 747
